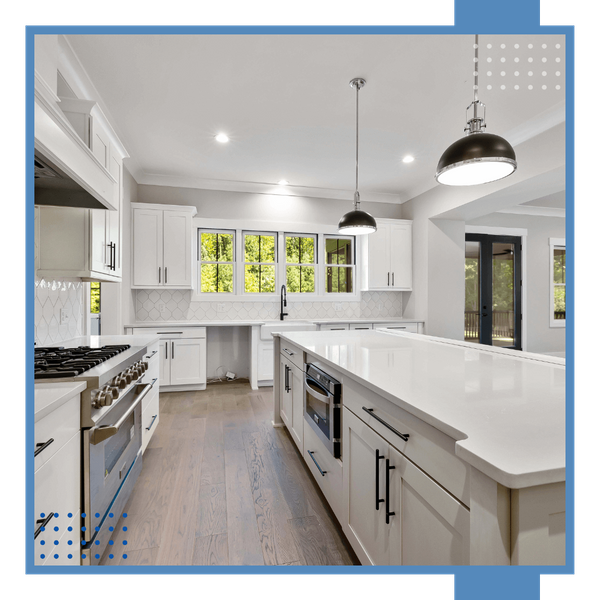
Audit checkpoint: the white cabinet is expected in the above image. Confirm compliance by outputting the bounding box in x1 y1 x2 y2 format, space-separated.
342 406 469 566
139 340 160 453
131 203 197 289
279 354 303 452
319 323 349 331
360 219 412 291
34 392 81 566
37 98 127 282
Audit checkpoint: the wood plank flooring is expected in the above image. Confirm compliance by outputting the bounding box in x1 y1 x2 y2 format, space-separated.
100 382 359 567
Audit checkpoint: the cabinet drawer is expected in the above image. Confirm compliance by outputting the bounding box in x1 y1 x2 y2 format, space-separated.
141 386 160 453
374 322 419 333
34 394 80 472
280 341 304 371
303 419 343 517
344 380 470 507
131 327 206 339
349 323 373 330
319 323 349 331
34 432 80 551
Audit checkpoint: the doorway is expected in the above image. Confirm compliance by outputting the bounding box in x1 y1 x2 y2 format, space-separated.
464 233 522 350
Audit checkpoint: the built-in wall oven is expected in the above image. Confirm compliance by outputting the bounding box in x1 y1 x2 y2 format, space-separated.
35 342 153 565
304 363 342 458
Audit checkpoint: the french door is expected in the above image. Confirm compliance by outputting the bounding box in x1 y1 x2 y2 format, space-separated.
465 233 522 350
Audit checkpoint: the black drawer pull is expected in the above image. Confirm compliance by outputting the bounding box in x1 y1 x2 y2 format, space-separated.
307 450 327 476
150 378 158 388
362 407 410 442
375 449 384 510
385 459 395 524
145 350 158 359
146 414 158 431
34 438 54 457
34 512 54 539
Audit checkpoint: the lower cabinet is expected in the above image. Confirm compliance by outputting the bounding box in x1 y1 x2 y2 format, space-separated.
279 355 303 453
342 406 470 566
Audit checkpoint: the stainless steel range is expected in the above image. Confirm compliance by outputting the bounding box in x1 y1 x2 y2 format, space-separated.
34 342 153 565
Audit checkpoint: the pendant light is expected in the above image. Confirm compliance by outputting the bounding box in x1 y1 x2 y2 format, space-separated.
338 78 377 235
435 35 517 186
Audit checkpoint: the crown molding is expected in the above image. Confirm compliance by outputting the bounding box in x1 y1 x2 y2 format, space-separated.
497 205 565 218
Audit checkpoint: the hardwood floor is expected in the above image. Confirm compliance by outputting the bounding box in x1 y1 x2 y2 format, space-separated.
100 382 359 567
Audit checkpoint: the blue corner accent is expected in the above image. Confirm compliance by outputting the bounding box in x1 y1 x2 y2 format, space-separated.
455 0 540 30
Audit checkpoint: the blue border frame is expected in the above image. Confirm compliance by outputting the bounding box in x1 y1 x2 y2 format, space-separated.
25 2 574 598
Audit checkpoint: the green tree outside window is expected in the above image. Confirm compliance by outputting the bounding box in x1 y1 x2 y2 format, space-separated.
200 231 234 293
245 233 276 293
286 235 315 293
90 282 100 313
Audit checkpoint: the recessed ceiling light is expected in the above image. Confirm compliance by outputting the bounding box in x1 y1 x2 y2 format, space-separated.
215 133 229 143
402 155 415 163
277 179 289 186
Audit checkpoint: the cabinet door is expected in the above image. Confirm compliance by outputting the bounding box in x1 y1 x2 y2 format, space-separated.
289 362 304 453
387 445 470 565
257 340 274 382
132 208 163 287
279 358 293 429
106 149 122 276
163 210 192 287
389 222 412 290
89 209 109 274
159 340 170 386
170 338 206 386
367 222 391 289
342 407 389 565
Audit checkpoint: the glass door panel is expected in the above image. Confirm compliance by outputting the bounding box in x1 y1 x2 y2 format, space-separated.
465 234 522 350
492 243 515 347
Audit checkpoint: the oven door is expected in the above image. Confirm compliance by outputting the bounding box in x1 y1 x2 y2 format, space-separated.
82 383 150 544
304 375 341 457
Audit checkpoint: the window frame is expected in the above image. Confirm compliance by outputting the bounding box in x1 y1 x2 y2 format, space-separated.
197 229 236 295
191 220 361 302
323 234 356 296
549 238 566 328
284 232 317 295
242 230 278 295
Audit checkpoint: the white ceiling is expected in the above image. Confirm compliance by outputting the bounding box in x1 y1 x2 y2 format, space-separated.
65 33 566 204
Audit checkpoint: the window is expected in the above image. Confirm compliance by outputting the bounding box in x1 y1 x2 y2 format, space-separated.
199 230 235 293
325 236 354 294
550 238 566 327
244 232 277 293
90 282 101 335
285 234 316 293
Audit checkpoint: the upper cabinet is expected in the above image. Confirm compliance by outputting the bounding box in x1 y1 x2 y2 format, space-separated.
36 101 128 283
131 202 198 289
360 219 412 291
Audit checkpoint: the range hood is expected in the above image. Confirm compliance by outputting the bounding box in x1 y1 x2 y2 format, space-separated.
34 89 118 211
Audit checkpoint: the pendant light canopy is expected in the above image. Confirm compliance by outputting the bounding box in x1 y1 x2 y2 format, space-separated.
436 35 517 186
338 78 377 235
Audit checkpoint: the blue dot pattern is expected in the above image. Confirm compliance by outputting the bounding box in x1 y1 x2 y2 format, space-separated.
35 512 127 565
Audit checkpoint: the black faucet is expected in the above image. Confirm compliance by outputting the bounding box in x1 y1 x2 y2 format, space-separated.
280 284 288 321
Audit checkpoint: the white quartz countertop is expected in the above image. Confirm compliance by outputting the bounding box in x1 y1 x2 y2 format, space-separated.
278 330 565 489
125 317 423 328
56 334 161 347
35 381 87 422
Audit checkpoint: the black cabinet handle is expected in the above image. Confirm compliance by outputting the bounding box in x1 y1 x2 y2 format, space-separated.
159 267 161 284
307 450 327 476
34 438 54 458
375 449 384 510
171 341 174 359
165 342 168 359
284 365 290 392
165 267 168 283
150 378 158 388
34 512 54 539
362 407 410 442
385 459 395 524
145 350 158 359
388 272 390 286
146 414 158 431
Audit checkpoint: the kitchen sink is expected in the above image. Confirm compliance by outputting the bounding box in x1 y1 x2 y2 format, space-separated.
260 320 318 341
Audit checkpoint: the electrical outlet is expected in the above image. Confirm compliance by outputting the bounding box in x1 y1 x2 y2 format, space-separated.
217 303 226 313
334 303 343 312
378 303 383 312
60 309 69 324
159 303 166 313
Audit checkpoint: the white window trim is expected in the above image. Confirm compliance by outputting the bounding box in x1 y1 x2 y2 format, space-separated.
197 229 236 296
190 219 361 302
549 237 566 328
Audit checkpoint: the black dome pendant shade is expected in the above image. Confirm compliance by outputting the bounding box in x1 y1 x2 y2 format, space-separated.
338 78 377 235
436 35 517 186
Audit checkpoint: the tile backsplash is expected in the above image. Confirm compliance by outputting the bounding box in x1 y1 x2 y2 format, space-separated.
134 290 402 322
35 278 84 346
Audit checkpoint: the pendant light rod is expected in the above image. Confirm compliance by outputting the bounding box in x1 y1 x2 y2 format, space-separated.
350 78 365 209
473 34 479 104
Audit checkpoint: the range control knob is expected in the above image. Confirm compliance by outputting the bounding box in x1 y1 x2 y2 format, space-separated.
142 361 149 371
116 375 128 389
123 371 133 385
107 386 119 400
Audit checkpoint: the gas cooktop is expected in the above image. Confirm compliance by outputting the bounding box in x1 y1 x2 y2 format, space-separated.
34 345 131 379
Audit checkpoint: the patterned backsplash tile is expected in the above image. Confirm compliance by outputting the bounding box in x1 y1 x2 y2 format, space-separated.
134 290 402 322
35 278 84 346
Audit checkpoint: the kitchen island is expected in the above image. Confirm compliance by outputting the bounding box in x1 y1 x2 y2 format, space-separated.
272 329 566 566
